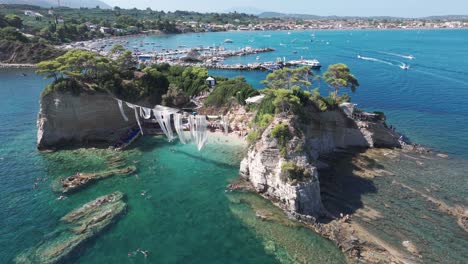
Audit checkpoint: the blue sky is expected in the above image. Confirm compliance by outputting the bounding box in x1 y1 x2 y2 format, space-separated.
105 0 468 17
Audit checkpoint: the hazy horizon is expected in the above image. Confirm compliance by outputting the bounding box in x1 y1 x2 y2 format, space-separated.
103 0 468 18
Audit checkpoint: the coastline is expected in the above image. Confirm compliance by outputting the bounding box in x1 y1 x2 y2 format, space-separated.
55 30 167 50
55 27 468 54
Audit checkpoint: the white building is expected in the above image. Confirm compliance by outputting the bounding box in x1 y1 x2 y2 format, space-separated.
24 10 43 17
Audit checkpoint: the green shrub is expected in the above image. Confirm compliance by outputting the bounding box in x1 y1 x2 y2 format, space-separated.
254 93 276 123
247 130 261 144
41 78 83 97
309 89 330 111
258 114 273 129
271 123 291 156
280 161 311 182
205 77 258 107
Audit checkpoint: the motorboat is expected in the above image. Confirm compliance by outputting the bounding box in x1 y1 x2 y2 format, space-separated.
400 64 410 70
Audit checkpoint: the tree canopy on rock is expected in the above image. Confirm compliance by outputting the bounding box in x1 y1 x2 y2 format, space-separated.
323 63 359 101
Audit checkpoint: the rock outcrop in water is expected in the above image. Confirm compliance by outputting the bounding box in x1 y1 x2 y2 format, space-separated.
37 91 137 150
54 166 136 194
15 192 126 264
239 106 401 218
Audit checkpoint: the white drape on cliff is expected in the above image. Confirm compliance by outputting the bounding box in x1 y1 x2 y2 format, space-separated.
194 115 208 151
122 102 143 135
174 113 189 144
162 111 175 142
133 107 144 135
140 107 153 120
117 99 128 122
153 111 170 141
114 98 212 151
188 115 197 142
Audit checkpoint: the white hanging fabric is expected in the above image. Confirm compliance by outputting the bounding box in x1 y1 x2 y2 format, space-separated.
222 115 229 136
140 107 152 119
189 115 197 142
134 107 144 135
174 113 189 144
162 111 175 141
154 110 170 140
114 98 209 151
117 99 128 122
195 115 208 151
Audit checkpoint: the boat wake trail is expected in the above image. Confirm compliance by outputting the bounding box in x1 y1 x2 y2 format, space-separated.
411 69 468 86
379 51 415 60
357 55 395 66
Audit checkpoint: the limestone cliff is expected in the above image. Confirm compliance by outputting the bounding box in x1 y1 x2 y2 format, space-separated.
239 106 401 217
37 91 136 150
240 117 323 217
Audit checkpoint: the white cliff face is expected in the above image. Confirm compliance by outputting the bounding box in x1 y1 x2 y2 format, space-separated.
37 91 136 149
240 108 401 217
240 118 323 217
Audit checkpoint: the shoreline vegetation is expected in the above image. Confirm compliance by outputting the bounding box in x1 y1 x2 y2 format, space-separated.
1 3 468 64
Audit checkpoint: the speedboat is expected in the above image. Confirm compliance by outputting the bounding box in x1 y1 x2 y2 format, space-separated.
400 64 410 70
224 39 233 43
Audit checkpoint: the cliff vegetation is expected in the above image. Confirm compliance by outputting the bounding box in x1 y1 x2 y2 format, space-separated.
37 48 257 107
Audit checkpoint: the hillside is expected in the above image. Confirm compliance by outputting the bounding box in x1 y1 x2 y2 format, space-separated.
0 0 111 9
258 12 321 19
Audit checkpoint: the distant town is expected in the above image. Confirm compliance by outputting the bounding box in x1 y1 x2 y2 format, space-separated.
1 4 468 65
176 18 468 32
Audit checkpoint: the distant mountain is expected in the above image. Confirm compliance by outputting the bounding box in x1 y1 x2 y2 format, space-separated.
223 6 266 15
421 15 468 20
258 12 468 20
0 0 112 9
258 12 322 19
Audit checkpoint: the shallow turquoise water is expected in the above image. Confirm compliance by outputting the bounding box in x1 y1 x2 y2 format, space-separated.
0 68 345 263
1 29 468 263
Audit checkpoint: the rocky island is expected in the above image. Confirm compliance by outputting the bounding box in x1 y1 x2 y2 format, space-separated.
34 48 435 263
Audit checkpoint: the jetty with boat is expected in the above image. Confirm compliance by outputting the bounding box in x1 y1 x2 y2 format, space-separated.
61 39 322 72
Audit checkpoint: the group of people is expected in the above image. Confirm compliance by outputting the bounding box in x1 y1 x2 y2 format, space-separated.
128 249 149 258
207 121 225 132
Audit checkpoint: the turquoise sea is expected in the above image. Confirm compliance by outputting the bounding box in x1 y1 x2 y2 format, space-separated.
1 30 467 263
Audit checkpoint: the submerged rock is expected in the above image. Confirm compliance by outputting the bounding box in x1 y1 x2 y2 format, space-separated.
15 192 126 264
54 166 136 194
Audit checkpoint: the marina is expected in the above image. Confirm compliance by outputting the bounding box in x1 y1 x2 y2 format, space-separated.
61 38 323 72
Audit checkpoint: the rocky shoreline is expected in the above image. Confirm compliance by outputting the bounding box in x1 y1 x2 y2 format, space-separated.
15 192 127 264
